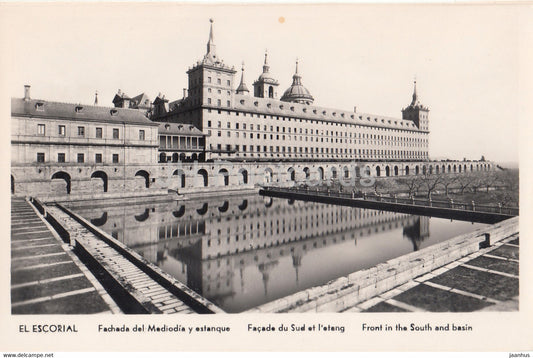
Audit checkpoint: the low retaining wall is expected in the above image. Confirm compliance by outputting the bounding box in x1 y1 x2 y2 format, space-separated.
247 216 519 313
260 188 515 224
46 203 225 314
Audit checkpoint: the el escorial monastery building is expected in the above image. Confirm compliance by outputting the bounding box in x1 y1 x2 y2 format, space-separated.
10 20 491 199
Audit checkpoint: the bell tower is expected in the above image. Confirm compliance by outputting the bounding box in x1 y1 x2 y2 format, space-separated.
253 51 279 99
186 19 236 109
402 80 429 131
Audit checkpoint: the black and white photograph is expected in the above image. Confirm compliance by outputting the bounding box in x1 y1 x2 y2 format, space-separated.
1 2 531 354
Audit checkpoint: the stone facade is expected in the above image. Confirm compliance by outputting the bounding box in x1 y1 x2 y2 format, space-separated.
152 20 429 162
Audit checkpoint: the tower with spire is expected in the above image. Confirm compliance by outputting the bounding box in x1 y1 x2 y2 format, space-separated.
186 19 236 118
236 62 249 95
280 59 314 105
253 50 279 99
402 80 429 131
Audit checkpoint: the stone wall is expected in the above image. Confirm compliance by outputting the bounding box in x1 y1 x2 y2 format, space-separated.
11 159 494 200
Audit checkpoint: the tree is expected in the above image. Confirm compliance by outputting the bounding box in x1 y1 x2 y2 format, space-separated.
419 173 444 199
397 176 422 198
440 174 458 197
456 173 475 194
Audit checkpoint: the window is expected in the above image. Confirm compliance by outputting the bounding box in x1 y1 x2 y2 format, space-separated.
208 98 212 104
227 80 230 86
58 125 65 136
217 78 221 85
217 99 221 107
112 154 119 163
37 153 45 163
95 153 102 163
78 126 85 137
77 153 84 163
95 127 102 138
139 130 145 140
57 153 65 163
208 77 212 83
113 128 119 139
208 121 212 127
37 124 45 135
227 100 230 107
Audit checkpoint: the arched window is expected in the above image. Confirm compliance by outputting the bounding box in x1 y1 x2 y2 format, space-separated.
135 170 150 188
288 167 296 181
173 169 186 188
318 167 324 180
385 166 390 177
268 86 274 98
239 169 248 184
303 167 310 179
405 166 410 176
159 153 167 163
51 171 71 194
91 171 108 192
218 168 229 186
198 169 208 187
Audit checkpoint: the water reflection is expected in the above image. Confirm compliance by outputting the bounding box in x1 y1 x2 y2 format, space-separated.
69 195 486 313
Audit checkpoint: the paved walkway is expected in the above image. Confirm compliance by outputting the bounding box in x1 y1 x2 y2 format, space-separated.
45 205 197 314
10 198 116 314
344 234 519 312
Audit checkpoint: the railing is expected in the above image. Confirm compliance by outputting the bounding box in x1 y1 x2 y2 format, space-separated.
261 186 519 216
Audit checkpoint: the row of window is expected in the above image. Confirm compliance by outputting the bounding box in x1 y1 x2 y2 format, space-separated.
204 108 424 132
205 120 427 141
212 143 427 157
36 124 146 140
36 152 120 164
209 130 428 147
206 98 231 108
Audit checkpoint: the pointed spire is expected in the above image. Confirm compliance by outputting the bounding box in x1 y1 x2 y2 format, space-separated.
291 58 302 85
94 90 98 105
208 18 214 44
236 61 249 94
205 18 217 61
262 49 270 74
410 78 420 106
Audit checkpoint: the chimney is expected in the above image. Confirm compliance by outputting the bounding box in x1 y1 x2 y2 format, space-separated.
183 88 187 98
24 85 31 101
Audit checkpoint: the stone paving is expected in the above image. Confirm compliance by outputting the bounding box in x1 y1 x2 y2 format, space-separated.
10 198 116 314
343 233 519 312
45 205 196 314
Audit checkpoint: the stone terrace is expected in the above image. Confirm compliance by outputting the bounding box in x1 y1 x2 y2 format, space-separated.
10 198 117 314
350 234 519 312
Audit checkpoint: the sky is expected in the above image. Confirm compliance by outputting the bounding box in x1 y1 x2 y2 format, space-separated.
1 3 529 164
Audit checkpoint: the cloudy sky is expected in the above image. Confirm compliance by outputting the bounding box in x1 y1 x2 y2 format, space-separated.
1 3 529 164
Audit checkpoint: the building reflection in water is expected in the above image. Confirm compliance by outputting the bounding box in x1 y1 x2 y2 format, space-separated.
70 195 485 313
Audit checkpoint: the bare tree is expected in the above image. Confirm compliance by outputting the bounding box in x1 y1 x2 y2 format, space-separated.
440 174 458 197
397 176 422 198
455 173 474 194
419 173 444 199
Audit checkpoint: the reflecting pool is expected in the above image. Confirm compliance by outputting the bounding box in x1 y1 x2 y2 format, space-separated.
68 194 487 313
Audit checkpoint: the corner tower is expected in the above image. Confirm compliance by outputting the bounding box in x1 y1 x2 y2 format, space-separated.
253 51 279 99
186 19 237 109
402 80 429 131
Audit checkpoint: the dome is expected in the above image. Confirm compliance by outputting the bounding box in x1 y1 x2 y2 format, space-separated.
280 60 314 105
